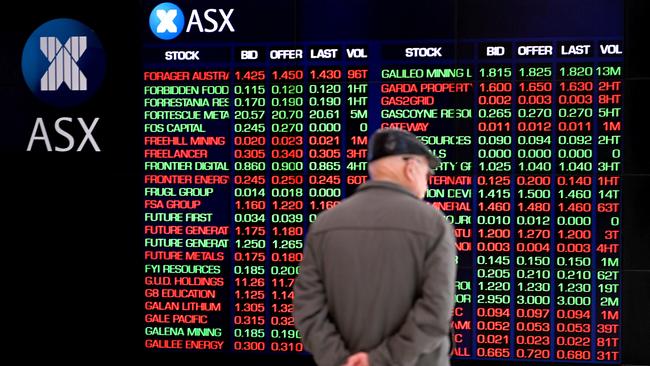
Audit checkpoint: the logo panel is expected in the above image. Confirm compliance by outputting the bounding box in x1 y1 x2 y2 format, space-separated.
21 18 106 108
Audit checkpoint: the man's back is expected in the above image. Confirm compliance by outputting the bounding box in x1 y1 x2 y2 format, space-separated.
294 180 457 366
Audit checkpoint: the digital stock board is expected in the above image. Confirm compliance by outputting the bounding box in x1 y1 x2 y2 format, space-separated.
141 0 624 363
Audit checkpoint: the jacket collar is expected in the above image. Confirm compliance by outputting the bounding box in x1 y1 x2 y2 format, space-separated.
356 180 419 199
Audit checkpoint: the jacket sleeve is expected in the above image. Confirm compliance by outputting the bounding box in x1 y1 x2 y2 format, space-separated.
369 220 457 366
293 231 349 366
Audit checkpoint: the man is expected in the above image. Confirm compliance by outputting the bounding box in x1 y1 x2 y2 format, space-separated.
293 128 457 366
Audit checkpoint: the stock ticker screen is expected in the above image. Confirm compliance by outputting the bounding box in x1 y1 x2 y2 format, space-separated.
142 0 623 363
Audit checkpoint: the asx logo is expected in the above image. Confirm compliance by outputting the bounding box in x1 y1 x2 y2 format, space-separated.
149 2 235 40
21 18 105 152
21 18 106 107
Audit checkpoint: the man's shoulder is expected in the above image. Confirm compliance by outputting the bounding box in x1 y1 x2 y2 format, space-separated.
312 197 354 221
307 195 363 231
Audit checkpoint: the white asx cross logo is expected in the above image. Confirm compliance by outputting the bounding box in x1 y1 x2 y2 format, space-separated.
156 9 179 33
39 36 87 91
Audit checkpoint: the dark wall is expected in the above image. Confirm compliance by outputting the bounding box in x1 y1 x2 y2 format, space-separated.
622 0 650 364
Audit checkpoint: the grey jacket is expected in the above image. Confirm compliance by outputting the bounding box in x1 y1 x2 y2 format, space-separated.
293 180 457 366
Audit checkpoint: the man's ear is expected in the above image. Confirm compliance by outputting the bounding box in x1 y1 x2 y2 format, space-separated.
404 160 417 181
